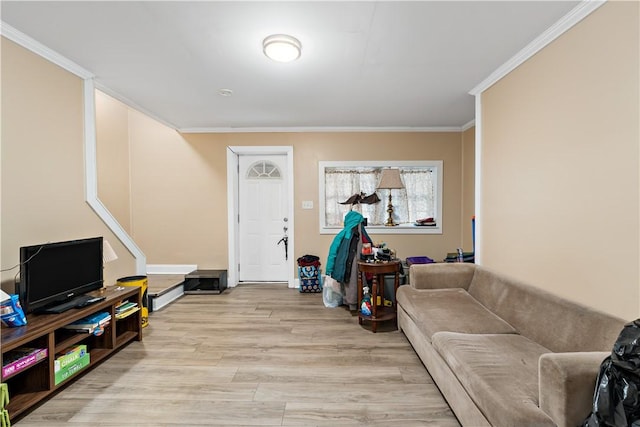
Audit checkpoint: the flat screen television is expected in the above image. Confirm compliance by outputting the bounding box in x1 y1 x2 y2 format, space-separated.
18 237 104 313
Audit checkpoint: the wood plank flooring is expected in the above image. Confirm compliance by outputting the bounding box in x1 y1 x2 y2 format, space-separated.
15 283 460 426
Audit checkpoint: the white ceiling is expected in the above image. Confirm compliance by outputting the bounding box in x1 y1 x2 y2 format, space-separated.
1 1 580 131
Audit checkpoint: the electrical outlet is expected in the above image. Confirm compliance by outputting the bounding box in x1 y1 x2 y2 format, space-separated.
302 201 313 209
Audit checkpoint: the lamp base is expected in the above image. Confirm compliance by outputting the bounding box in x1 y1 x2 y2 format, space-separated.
385 195 398 226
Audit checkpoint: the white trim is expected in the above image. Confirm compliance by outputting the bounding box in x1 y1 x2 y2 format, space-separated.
226 148 239 288
469 0 607 95
83 80 147 274
473 94 482 265
461 119 475 132
146 264 197 275
0 22 178 132
321 225 443 236
149 284 184 312
181 126 465 134
318 160 444 235
94 82 179 131
4 21 148 277
0 22 93 79
227 146 296 288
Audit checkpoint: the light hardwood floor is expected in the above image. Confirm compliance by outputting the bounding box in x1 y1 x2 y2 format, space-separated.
16 284 460 426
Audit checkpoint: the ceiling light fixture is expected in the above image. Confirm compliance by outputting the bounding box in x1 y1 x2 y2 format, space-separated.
263 34 301 63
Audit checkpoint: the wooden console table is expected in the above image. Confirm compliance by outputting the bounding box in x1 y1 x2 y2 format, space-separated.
1 285 142 421
356 260 401 333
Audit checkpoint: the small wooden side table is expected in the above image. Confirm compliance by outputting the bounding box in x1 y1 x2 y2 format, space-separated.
356 260 401 333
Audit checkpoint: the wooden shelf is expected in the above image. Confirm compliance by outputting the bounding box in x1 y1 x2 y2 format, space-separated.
5 389 51 420
358 306 396 322
115 331 139 349
55 330 92 353
356 260 401 333
1 285 142 423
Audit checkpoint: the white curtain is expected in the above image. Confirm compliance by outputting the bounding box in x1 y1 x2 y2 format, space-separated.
324 167 436 226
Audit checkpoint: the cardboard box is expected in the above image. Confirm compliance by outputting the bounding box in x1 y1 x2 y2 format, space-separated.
54 344 87 373
54 353 90 385
2 348 48 378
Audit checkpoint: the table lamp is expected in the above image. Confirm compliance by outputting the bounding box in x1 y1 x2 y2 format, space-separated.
377 168 404 226
103 239 118 264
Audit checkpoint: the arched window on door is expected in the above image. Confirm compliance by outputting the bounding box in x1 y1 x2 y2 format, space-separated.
246 160 282 179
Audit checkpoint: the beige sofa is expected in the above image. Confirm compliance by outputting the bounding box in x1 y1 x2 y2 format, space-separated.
396 263 626 427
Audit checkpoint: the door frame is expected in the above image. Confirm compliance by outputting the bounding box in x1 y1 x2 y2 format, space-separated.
226 146 295 288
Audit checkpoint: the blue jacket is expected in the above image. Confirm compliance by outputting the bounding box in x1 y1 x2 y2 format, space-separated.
326 211 370 277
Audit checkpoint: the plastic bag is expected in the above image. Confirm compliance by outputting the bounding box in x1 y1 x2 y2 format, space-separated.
0 294 28 327
583 319 640 427
322 276 343 308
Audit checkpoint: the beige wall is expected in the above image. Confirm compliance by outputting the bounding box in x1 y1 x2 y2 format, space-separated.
480 1 639 319
92 89 468 277
128 110 228 266
186 132 464 267
461 126 475 251
96 91 132 233
1 38 136 291
120 128 465 269
93 90 468 269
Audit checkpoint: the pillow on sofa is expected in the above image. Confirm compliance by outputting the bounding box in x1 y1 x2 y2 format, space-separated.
396 287 517 341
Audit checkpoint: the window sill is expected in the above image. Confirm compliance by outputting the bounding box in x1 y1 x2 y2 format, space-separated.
320 225 443 235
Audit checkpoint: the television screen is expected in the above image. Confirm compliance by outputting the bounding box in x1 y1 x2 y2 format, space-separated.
19 237 104 313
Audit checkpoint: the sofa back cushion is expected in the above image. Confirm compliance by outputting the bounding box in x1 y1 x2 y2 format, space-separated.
467 267 626 353
409 263 476 290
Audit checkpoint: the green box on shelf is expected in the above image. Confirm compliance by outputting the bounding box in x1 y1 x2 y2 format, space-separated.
54 353 90 385
54 344 87 373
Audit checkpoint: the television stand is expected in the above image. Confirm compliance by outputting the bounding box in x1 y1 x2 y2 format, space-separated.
1 285 142 422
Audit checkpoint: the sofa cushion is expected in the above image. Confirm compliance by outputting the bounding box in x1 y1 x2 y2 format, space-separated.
432 332 555 427
396 287 517 342
466 267 626 353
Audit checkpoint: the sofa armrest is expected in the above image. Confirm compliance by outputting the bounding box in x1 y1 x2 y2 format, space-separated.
409 263 475 290
539 351 609 427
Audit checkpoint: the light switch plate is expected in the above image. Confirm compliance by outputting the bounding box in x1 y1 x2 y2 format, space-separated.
302 201 313 209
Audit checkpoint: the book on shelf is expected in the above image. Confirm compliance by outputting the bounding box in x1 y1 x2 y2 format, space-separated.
2 347 48 378
115 300 139 319
115 306 140 320
115 300 138 313
63 311 111 334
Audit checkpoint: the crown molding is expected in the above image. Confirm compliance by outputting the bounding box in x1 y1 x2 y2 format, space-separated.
1 21 474 134
179 126 466 134
0 21 94 79
93 82 179 130
461 119 476 131
469 0 607 95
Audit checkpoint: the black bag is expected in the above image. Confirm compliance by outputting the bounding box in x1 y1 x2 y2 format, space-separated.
583 319 640 427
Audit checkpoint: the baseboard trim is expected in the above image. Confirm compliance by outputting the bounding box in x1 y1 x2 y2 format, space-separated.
147 264 197 275
149 283 184 312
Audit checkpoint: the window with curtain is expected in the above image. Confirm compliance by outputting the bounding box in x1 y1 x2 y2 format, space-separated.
319 161 443 234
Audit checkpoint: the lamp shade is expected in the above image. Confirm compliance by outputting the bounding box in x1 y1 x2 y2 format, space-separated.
377 168 404 190
103 239 118 264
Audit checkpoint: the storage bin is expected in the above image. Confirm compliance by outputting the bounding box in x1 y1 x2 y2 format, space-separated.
298 266 323 293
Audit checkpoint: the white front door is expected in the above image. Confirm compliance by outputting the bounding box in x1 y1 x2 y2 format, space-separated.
238 154 289 282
